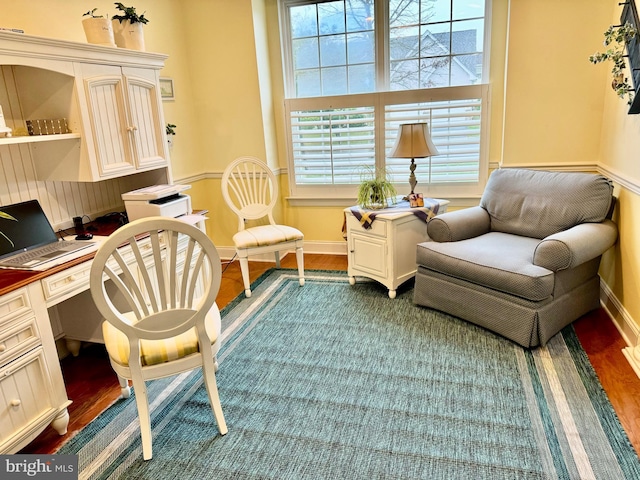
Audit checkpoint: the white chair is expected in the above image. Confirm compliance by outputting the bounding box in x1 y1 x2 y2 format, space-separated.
222 156 304 297
89 216 227 460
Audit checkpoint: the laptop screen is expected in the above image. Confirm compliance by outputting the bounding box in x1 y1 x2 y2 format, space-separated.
0 200 59 260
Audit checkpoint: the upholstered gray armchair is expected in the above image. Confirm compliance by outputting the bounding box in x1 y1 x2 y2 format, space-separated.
413 169 618 348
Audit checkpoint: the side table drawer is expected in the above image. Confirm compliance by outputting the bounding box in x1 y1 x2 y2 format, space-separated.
346 213 387 238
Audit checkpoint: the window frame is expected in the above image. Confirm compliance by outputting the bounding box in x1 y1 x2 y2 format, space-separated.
278 0 492 201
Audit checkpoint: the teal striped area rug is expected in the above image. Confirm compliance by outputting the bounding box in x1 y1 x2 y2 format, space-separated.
58 270 640 479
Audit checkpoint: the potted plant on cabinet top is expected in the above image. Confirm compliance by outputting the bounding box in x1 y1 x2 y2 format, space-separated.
82 8 116 47
357 167 397 210
112 2 149 51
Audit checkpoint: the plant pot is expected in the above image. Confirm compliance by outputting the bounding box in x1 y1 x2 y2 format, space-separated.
82 17 116 47
112 19 145 51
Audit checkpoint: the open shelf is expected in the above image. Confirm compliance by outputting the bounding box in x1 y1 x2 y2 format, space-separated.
0 133 80 146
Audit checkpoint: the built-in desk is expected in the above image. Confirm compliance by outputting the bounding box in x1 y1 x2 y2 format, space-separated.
0 217 124 454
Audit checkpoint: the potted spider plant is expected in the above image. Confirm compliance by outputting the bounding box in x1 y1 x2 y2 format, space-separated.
82 8 116 47
357 166 397 209
112 2 149 51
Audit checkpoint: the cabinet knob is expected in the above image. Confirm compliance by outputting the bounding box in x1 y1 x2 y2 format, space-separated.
0 344 5 352
10 399 21 407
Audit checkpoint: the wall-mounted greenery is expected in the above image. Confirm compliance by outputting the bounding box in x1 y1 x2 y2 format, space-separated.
590 1 640 114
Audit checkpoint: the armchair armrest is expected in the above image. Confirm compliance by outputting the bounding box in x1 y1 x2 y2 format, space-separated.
427 206 490 242
533 220 618 271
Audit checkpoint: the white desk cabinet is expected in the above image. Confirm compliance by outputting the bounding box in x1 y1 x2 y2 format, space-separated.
344 199 448 298
0 284 71 454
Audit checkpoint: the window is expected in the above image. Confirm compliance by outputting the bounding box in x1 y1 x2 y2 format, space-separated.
279 0 489 200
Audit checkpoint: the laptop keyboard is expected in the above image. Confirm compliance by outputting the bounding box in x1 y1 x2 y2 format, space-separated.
1 241 89 266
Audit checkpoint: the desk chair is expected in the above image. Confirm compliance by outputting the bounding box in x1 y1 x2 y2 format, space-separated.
222 156 304 297
89 217 227 460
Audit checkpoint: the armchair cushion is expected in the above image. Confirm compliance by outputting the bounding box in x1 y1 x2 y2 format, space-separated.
417 232 554 301
480 169 614 239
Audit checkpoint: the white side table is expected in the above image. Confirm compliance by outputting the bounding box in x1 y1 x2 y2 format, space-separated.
344 198 449 298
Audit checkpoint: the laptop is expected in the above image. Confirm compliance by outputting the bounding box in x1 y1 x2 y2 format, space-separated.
0 199 96 269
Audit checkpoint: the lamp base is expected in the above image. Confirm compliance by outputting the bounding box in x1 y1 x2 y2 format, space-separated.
403 157 417 200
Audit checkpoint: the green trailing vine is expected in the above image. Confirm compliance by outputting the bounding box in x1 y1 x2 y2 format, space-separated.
589 22 638 104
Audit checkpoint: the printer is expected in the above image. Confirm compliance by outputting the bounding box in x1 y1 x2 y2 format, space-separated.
122 184 192 222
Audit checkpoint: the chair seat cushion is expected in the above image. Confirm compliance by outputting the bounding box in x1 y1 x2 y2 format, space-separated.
233 225 303 249
416 232 554 301
103 307 220 367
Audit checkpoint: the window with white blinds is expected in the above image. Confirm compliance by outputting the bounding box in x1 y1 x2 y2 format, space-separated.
279 0 490 200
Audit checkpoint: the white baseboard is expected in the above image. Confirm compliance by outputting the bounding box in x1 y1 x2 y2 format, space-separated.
600 280 640 378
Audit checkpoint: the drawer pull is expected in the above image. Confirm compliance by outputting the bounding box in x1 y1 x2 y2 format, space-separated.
68 275 77 282
10 399 21 407
0 344 5 352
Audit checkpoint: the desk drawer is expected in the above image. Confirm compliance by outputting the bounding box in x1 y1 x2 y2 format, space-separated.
0 289 32 327
0 317 39 368
41 262 92 305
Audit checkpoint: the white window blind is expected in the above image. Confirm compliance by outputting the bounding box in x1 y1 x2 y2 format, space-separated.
285 85 488 197
385 98 482 184
290 105 375 185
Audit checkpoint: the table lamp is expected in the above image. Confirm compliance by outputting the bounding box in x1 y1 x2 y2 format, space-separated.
388 123 438 197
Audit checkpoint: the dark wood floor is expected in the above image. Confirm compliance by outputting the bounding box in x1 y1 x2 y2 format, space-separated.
20 254 640 457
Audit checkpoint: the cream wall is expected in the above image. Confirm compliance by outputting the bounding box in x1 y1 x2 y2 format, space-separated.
597 3 640 339
501 0 611 167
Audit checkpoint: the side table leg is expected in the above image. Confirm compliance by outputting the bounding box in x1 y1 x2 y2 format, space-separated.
388 289 396 299
349 276 356 285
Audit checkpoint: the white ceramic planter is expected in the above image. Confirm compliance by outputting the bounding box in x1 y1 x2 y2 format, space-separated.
82 17 116 47
112 19 145 51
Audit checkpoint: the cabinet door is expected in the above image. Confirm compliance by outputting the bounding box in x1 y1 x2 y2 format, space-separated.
123 68 167 170
83 65 136 178
0 349 54 451
349 232 388 278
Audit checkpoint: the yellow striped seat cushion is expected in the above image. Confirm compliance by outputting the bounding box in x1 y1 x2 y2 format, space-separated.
102 308 220 367
233 225 303 249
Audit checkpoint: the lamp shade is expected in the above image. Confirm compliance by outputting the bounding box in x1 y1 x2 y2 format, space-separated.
388 123 439 158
